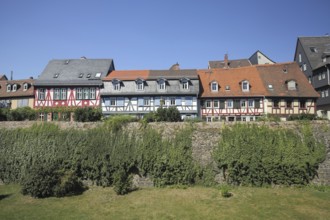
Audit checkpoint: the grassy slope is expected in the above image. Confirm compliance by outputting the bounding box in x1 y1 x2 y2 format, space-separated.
1 185 329 220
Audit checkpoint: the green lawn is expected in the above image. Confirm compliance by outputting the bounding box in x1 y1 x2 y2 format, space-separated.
1 184 329 220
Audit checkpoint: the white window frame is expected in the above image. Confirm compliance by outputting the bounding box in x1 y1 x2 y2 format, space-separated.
318 74 322 80
211 82 218 92
12 84 17 92
213 100 219 108
241 100 246 108
303 63 307 71
206 100 211 108
159 80 166 90
61 88 67 100
38 88 45 100
182 81 189 90
23 83 28 91
325 90 329 97
76 88 83 100
299 53 302 63
170 97 176 106
113 82 121 91
144 98 150 106
110 98 116 106
248 99 254 108
322 72 326 79
227 100 233 108
90 88 96 99
136 81 144 91
242 81 249 92
321 91 325 98
54 88 60 100
83 88 89 99
6 84 11 92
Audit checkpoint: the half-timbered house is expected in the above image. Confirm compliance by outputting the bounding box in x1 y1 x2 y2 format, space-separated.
198 62 319 122
101 67 200 119
34 58 114 121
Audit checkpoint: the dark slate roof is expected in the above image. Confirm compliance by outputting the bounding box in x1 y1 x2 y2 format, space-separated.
298 36 330 70
35 59 114 86
148 69 198 80
208 59 252 69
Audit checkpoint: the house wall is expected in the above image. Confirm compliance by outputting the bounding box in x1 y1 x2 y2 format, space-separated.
200 97 264 122
250 51 274 65
294 41 314 83
10 98 34 109
34 87 101 108
265 98 316 117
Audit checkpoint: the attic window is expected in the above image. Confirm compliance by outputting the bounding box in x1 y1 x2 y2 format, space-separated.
242 80 250 92
53 73 59 78
79 73 84 78
65 60 70 64
310 47 318 53
23 83 28 91
225 85 230 91
12 84 17 92
95 73 101 78
86 74 91 78
7 84 11 92
268 84 273 90
287 80 297 90
283 68 288 73
211 82 218 92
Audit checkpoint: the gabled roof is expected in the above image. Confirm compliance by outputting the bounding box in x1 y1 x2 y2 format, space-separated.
0 75 8 81
208 59 252 69
256 62 319 98
296 36 330 70
0 79 35 98
198 62 319 98
103 69 198 81
198 66 265 98
249 50 276 65
35 58 114 86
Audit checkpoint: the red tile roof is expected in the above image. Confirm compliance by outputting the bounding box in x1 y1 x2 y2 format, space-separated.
0 79 35 98
198 62 319 98
103 70 150 81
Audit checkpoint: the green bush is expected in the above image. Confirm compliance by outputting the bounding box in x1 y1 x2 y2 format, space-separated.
288 113 316 121
7 107 36 121
0 108 9 121
74 107 102 122
21 162 60 198
213 123 325 186
219 184 232 198
153 106 181 122
53 170 85 197
113 166 133 195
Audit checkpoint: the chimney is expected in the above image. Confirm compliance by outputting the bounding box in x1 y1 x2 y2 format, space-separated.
10 70 13 80
224 54 229 69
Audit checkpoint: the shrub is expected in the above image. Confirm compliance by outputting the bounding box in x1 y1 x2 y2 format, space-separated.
53 170 85 197
0 108 9 121
7 107 36 121
21 162 60 198
288 113 316 121
219 185 232 198
113 166 133 195
213 123 326 186
74 107 102 122
155 106 181 122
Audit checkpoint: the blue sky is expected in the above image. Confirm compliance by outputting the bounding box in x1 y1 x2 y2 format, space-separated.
0 0 329 79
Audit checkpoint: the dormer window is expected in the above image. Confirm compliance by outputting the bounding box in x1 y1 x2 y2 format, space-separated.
86 74 91 78
287 80 297 90
112 79 121 91
136 79 144 91
23 83 28 91
211 81 218 92
95 73 101 78
268 84 273 90
180 78 190 90
310 47 318 53
323 57 327 63
79 73 84 78
158 79 166 90
12 84 17 92
225 85 230 91
242 80 249 92
6 84 11 92
53 73 59 78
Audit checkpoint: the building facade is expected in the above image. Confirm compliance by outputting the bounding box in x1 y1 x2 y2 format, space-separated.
294 36 330 119
199 62 319 122
0 77 35 109
101 67 200 119
34 58 115 121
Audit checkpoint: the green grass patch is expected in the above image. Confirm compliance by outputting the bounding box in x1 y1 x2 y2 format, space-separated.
1 184 330 220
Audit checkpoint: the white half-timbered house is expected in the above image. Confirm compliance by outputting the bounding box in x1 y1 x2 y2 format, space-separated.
101 67 200 119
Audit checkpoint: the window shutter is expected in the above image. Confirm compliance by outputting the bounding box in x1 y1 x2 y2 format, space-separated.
220 100 225 109
138 98 144 106
255 99 260 108
155 97 160 106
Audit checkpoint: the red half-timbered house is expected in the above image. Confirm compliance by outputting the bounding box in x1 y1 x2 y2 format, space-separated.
34 58 114 121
